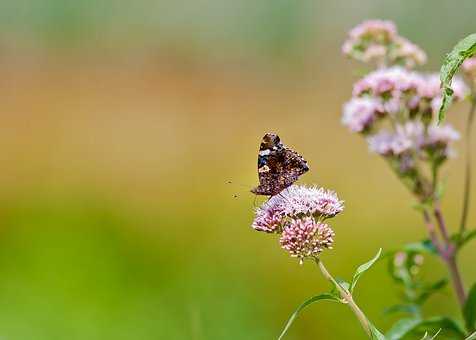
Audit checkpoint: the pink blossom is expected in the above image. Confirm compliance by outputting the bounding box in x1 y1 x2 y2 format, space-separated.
280 217 334 263
426 124 460 146
251 185 344 234
463 56 476 82
367 121 424 156
391 37 427 68
252 206 284 233
352 67 421 98
342 97 382 132
348 19 397 42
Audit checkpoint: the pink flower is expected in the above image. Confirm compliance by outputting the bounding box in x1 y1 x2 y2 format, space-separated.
352 67 421 98
280 217 335 263
463 57 476 83
367 121 424 156
252 206 284 233
426 124 460 146
342 97 382 132
418 74 468 100
342 20 426 69
251 185 344 233
367 131 395 155
391 37 427 68
348 20 397 42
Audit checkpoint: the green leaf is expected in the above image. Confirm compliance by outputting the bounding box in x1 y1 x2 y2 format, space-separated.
466 330 476 340
350 248 382 293
278 293 340 340
384 304 420 317
386 318 423 340
438 33 476 123
464 283 476 332
403 240 437 254
335 277 351 291
416 279 448 304
458 230 476 249
370 322 387 340
420 329 442 339
386 317 465 340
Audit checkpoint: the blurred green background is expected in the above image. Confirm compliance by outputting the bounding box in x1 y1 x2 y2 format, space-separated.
0 0 476 339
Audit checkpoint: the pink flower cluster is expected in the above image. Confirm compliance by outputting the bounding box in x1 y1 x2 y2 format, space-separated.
280 217 335 264
368 123 459 160
463 56 476 85
342 67 468 134
342 20 470 200
252 185 343 262
342 20 426 68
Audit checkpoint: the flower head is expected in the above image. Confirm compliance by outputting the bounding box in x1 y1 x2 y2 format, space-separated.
424 124 460 159
342 20 426 69
348 19 397 41
367 121 424 157
252 206 284 233
353 67 421 98
462 56 476 84
391 37 427 68
280 217 334 264
342 97 382 133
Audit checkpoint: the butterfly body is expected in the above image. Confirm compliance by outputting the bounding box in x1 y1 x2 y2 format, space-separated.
251 133 309 196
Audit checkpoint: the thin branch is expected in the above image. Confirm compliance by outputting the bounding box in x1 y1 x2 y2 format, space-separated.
422 210 444 255
314 258 372 337
433 205 467 306
434 205 451 245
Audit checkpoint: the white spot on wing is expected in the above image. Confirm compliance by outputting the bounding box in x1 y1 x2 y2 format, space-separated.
259 149 271 156
258 165 270 173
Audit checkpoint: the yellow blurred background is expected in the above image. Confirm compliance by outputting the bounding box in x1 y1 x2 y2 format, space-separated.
1 0 476 339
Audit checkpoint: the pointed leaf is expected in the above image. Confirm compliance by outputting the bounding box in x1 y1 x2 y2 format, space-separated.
464 283 476 332
466 330 476 340
384 304 420 317
416 279 448 304
370 322 387 340
403 240 437 254
386 317 465 340
278 293 340 340
458 229 476 249
420 329 441 339
386 318 423 340
350 248 382 293
438 33 476 123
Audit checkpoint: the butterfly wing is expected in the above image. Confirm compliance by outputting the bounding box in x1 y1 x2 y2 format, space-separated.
251 133 309 196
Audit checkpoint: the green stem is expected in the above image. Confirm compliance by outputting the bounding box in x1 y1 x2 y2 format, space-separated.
314 258 372 338
459 95 476 236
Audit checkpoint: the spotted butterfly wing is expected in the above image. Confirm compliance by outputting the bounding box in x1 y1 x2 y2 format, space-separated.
251 133 309 196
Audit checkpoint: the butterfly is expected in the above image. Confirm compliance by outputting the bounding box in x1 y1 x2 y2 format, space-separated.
251 133 309 196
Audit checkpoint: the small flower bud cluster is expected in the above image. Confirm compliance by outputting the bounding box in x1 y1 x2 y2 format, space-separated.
342 20 469 201
252 185 343 263
342 20 426 68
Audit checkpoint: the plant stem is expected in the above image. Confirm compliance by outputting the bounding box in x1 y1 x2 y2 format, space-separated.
314 258 372 338
432 205 467 306
460 95 476 235
434 206 451 244
446 255 467 307
422 210 443 254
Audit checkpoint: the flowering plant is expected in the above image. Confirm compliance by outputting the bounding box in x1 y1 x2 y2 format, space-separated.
250 20 476 339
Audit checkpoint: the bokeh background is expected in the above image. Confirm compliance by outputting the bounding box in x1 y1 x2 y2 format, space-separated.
1 0 476 339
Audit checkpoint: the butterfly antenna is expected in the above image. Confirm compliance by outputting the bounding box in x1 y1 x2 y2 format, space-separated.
226 180 252 199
